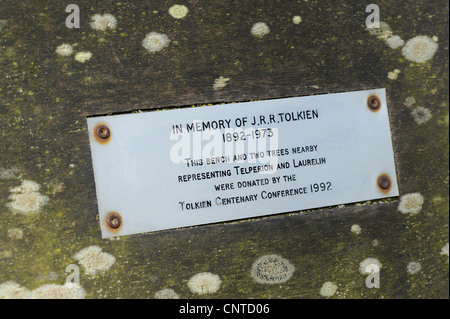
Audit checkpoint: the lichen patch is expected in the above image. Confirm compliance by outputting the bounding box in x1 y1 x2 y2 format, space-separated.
320 281 338 297
55 43 74 56
367 22 392 40
154 288 180 299
142 32 171 52
168 5 189 19
31 283 86 299
398 193 424 215
359 257 382 275
0 167 19 180
406 261 422 274
251 254 295 284
213 76 230 90
402 35 438 63
411 107 432 125
74 51 93 63
0 281 32 299
7 228 23 240
0 281 85 299
351 224 362 235
251 22 270 38
404 96 416 108
292 16 302 24
441 243 449 258
74 245 116 276
386 35 405 49
7 180 49 214
90 14 117 31
387 69 401 80
187 272 222 295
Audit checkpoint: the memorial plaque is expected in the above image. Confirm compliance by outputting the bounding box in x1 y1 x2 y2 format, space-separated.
87 88 398 238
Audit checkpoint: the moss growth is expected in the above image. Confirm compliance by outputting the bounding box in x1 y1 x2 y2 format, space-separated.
0 0 448 299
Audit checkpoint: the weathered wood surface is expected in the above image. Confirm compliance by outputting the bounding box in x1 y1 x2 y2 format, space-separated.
0 0 448 299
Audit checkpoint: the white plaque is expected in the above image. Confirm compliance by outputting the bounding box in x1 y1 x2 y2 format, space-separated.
87 89 398 238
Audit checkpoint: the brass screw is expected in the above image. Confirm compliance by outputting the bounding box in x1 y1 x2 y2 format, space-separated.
378 174 391 191
96 125 110 140
107 213 121 229
368 95 381 112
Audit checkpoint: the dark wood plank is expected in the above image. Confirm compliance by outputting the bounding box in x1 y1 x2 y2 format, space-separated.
0 0 448 299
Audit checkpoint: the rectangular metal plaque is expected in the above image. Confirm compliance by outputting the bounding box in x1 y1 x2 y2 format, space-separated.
87 88 398 238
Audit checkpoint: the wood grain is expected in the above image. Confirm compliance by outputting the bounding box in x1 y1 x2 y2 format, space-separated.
0 0 448 299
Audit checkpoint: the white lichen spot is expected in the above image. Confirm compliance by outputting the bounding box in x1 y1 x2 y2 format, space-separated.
351 224 362 235
187 272 222 295
55 43 74 56
398 192 424 215
0 250 12 260
142 32 171 52
0 281 85 299
386 35 405 49
387 69 401 80
411 107 432 125
7 228 23 240
367 22 392 40
292 16 302 24
402 35 438 63
168 4 189 19
432 36 439 42
0 167 19 180
53 182 65 194
154 288 180 299
74 51 93 63
31 283 86 299
406 261 422 275
74 245 115 276
0 281 32 299
7 180 49 214
359 257 382 275
213 76 230 90
320 281 338 297
404 96 416 108
251 22 270 38
251 254 295 284
441 243 449 258
89 14 117 31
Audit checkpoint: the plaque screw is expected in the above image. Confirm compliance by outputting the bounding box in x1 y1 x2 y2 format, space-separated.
96 125 110 140
368 95 381 112
377 174 391 192
107 212 121 229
